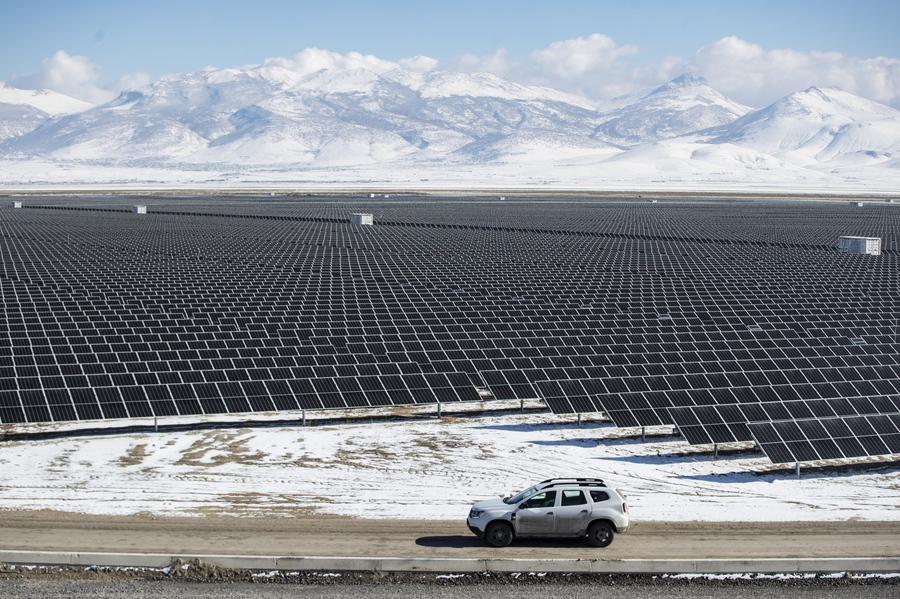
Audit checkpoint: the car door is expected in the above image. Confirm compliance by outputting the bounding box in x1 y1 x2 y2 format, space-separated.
554 489 591 534
515 490 557 535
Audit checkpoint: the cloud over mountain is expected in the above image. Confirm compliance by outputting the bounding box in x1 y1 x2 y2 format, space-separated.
687 37 900 110
8 51 152 105
10 35 900 112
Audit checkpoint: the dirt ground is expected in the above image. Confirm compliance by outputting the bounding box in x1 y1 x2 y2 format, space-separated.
0 509 897 561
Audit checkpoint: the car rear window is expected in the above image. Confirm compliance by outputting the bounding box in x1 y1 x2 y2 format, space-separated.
590 490 610 503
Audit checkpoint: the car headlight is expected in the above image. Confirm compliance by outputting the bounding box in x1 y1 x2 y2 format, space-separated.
468 509 485 519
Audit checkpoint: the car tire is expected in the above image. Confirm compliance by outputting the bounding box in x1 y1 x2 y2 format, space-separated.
484 521 514 547
586 521 614 547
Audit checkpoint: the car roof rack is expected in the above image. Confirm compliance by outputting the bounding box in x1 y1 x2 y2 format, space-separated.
539 478 606 487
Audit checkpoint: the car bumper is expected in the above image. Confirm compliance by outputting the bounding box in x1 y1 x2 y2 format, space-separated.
466 520 486 537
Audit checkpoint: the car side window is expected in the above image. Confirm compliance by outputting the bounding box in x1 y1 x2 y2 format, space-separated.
523 490 556 508
561 490 587 506
590 490 610 503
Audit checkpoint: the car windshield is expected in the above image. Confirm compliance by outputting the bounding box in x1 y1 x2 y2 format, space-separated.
504 485 540 504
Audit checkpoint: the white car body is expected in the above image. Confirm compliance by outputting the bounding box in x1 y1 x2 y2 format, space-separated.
467 478 629 547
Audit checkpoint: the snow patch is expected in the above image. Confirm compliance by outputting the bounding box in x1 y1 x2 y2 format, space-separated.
0 410 896 521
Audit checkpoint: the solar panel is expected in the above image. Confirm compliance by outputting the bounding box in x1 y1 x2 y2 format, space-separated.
670 394 900 454
750 414 900 464
1 195 898 458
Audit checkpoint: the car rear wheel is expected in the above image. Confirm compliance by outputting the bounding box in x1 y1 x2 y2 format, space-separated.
586 521 614 547
484 521 514 547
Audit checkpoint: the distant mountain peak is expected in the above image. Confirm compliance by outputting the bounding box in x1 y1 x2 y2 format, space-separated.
0 83 94 116
764 85 899 121
702 83 900 164
590 73 749 148
648 73 708 95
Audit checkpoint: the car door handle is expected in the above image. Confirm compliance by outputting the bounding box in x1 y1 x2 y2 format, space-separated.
580 510 588 513
546 512 553 516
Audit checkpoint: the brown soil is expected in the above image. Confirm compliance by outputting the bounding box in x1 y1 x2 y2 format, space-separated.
0 509 896 562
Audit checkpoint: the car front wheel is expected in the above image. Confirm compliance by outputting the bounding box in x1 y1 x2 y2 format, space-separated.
586 521 614 547
484 521 514 547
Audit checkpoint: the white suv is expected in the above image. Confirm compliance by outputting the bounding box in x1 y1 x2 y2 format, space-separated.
467 478 629 547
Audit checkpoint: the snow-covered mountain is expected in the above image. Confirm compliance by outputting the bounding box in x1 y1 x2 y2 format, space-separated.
1 66 899 191
0 82 94 143
702 86 900 166
0 68 303 160
1 66 618 165
591 73 751 148
0 82 94 116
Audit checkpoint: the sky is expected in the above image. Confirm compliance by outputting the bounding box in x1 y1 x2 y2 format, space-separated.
3 0 900 108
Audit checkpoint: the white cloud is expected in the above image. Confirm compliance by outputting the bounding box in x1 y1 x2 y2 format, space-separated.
529 34 639 80
107 71 153 96
397 55 440 73
431 34 900 109
12 37 900 111
434 34 900 109
8 50 150 105
262 47 405 77
687 36 900 108
435 36 661 100
442 49 513 78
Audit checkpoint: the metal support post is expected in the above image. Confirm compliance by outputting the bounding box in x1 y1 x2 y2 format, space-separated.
641 426 646 442
302 409 307 426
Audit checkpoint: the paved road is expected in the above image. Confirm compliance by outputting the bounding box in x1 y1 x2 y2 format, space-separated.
1 579 899 599
0 512 897 560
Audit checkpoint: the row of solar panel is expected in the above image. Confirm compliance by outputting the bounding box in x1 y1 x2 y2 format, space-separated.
6 275 896 298
535 375 900 463
749 414 900 464
3 322 896 354
544 381 900 427
6 297 895 321
668 396 900 445
5 343 897 396
486 364 886 393
6 325 896 356
7 291 894 317
0 370 482 424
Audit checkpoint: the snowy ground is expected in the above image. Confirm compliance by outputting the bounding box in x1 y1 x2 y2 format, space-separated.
1 156 899 196
1 402 898 522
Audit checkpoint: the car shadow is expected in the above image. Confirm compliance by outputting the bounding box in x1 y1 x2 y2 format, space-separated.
416 535 588 549
415 535 484 548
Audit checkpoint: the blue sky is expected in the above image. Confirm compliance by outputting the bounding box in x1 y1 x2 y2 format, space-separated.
3 0 900 107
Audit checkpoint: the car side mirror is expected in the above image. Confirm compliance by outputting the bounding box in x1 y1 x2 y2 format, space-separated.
519 501 530 510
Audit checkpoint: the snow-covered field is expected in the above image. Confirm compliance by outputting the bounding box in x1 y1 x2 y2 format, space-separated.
1 402 897 522
2 156 898 197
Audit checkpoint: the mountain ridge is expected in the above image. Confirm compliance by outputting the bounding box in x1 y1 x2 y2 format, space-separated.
1 65 899 189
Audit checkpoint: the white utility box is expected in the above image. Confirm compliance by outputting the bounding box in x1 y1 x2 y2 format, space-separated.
837 236 881 255
350 213 374 225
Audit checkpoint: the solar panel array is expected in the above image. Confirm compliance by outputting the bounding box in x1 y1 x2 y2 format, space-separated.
1 195 898 464
749 414 900 464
